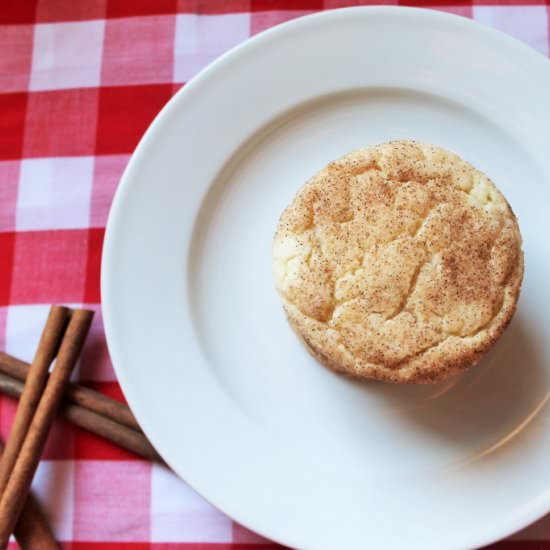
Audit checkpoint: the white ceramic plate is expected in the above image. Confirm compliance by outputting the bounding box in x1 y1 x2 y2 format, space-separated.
102 7 550 549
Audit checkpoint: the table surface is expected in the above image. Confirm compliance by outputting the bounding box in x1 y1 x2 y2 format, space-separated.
1 1 549 548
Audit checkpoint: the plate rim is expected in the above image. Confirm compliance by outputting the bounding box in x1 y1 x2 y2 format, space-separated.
102 6 550 548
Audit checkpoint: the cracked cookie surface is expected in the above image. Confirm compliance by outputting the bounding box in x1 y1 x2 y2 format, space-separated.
272 141 523 383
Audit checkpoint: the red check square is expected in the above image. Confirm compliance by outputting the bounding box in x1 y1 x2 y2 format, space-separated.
102 15 176 86
251 10 314 34
74 544 150 550
178 0 252 13
429 6 472 17
0 25 33 92
23 89 99 158
0 233 15 306
95 85 173 155
0 0 37 24
84 227 104 304
106 0 177 18
79 305 116 382
91 155 130 227
0 396 16 443
0 161 20 232
326 0 397 5
251 0 322 9
74 461 152 541
0 93 27 160
233 522 274 544
10 229 89 304
36 0 107 22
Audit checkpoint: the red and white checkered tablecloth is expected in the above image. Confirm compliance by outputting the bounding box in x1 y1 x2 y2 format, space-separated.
1 1 549 548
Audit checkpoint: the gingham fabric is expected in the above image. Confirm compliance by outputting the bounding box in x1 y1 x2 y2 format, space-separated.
0 1 549 548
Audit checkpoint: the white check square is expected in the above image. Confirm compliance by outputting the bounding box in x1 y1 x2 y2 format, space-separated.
30 20 105 91
474 6 549 56
5 304 53 363
17 157 94 231
33 460 75 541
150 464 232 542
174 14 251 82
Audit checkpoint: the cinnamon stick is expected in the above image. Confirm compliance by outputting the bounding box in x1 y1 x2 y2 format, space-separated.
0 440 59 550
0 352 140 432
0 306 70 496
12 492 59 550
0 309 94 547
0 374 162 463
61 403 163 463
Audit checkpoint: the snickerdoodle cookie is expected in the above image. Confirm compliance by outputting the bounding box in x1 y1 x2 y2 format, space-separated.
273 141 523 383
